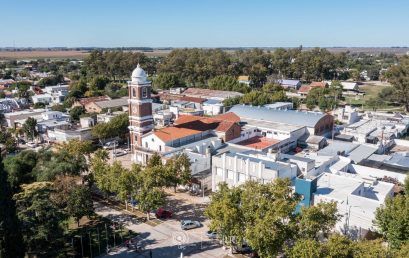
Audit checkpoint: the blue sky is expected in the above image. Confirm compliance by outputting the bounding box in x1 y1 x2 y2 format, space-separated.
1 0 408 48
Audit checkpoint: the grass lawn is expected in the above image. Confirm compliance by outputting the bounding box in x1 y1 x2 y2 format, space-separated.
64 215 138 257
343 84 402 111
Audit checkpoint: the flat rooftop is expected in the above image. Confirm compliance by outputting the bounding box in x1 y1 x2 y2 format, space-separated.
242 117 304 132
236 136 280 150
315 173 363 201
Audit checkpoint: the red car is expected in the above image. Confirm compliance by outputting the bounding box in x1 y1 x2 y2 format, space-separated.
155 208 173 219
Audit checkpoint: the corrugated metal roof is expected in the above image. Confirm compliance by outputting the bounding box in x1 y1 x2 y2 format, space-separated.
229 105 328 128
348 144 378 164
277 79 301 86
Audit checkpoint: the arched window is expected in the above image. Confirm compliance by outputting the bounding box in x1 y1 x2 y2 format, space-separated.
142 87 148 98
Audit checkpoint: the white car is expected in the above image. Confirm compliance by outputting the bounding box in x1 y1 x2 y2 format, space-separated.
206 231 218 239
27 142 37 148
103 141 118 149
180 220 201 230
113 149 127 157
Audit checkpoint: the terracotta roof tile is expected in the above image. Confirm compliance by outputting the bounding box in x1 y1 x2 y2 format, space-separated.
215 121 235 132
212 112 241 123
154 127 201 142
298 85 311 93
179 96 207 103
309 81 328 88
236 136 280 150
174 115 203 125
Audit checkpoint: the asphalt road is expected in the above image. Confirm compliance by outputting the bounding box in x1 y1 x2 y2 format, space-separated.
96 193 228 258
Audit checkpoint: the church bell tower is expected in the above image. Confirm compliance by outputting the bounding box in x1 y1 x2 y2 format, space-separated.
128 64 153 157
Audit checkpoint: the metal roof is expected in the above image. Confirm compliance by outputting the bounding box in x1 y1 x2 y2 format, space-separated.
229 105 328 128
317 141 358 156
347 144 378 164
277 79 301 86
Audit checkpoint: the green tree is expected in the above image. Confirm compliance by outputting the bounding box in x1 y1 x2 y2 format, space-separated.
205 183 245 248
352 239 390 258
13 182 65 256
297 202 339 240
16 82 31 99
22 117 38 141
50 104 66 112
32 149 87 181
285 238 323 258
4 137 17 153
110 161 139 210
91 113 129 141
223 96 242 107
386 56 409 111
394 241 409 258
136 187 165 220
0 156 25 258
67 185 94 227
240 179 300 257
90 149 111 194
3 150 37 192
50 175 78 209
154 73 184 89
324 234 353 258
375 193 409 248
69 106 85 121
208 75 248 93
240 91 272 106
166 153 192 192
249 63 268 88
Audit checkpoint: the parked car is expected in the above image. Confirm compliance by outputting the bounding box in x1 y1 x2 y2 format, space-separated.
206 230 218 239
103 141 118 149
232 242 252 254
27 142 37 148
180 220 201 230
155 208 173 219
113 149 127 157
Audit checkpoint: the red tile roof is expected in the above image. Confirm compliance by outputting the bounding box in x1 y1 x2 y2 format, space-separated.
154 127 201 142
180 96 207 103
309 81 328 88
212 112 240 123
174 112 240 133
236 136 280 150
215 121 235 132
298 85 311 93
174 115 203 125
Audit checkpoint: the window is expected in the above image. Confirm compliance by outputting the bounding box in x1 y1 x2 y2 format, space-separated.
216 167 223 176
134 135 138 142
145 142 148 148
227 170 234 179
142 87 148 98
159 145 162 152
238 173 246 182
132 88 137 97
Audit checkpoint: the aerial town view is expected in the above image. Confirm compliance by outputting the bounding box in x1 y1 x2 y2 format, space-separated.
2 1 409 258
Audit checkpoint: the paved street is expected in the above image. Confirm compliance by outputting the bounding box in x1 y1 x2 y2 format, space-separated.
96 192 229 258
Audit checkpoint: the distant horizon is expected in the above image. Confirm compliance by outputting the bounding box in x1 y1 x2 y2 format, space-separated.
1 46 409 49
2 0 409 48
